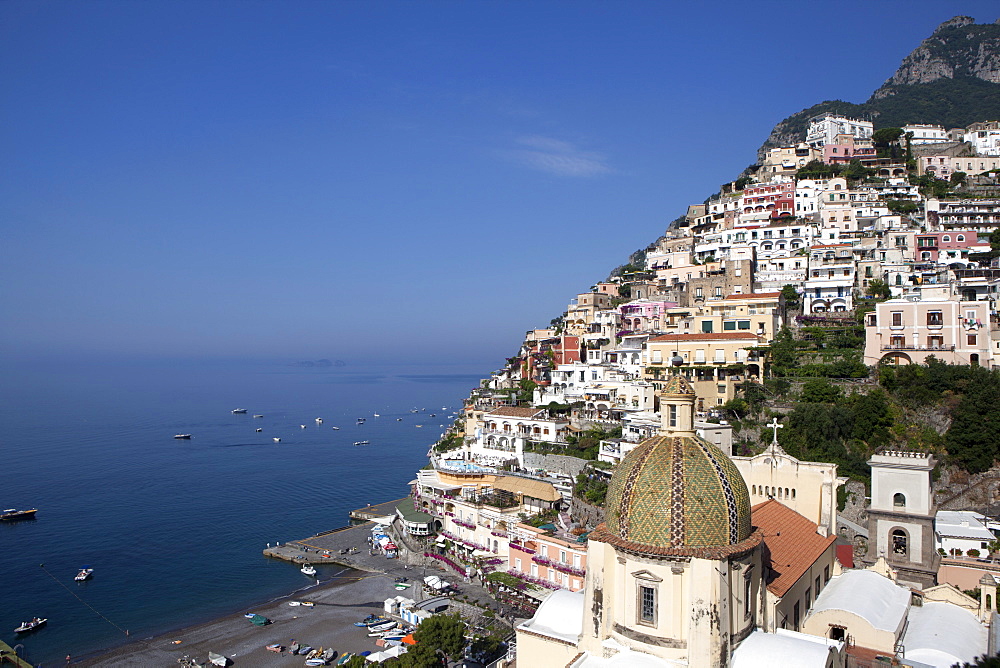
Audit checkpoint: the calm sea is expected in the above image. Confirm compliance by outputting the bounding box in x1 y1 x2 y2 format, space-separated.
0 356 486 665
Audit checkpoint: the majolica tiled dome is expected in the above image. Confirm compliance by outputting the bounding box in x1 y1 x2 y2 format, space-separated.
603 433 753 555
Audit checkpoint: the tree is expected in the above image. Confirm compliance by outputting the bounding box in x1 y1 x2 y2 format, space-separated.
801 378 843 403
872 127 905 145
951 170 967 186
865 279 891 300
411 613 467 666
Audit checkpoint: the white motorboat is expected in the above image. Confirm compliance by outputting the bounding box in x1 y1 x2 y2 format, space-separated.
331 426 340 430
301 564 317 576
15 617 46 633
75 566 94 581
273 437 281 443
256 428 262 432
253 414 264 418
174 434 191 439
315 417 323 424
373 412 380 417
232 408 247 414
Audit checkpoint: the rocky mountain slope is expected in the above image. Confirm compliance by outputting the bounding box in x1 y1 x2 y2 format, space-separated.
757 16 1000 160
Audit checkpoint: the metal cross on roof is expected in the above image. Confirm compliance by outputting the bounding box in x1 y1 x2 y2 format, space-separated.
767 417 783 445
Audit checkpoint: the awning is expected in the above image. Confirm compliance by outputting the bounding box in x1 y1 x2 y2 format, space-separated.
435 536 447 545
472 549 491 557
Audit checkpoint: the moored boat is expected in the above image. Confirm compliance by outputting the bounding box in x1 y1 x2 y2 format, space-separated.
174 434 192 439
1 508 38 521
254 414 264 418
301 564 317 576
15 617 46 633
273 437 281 443
75 566 94 581
232 408 248 414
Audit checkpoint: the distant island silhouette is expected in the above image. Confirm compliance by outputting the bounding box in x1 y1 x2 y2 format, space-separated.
289 358 346 368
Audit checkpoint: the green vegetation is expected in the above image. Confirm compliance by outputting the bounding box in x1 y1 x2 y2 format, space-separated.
880 359 1000 473
760 76 1000 156
433 432 464 453
574 469 609 505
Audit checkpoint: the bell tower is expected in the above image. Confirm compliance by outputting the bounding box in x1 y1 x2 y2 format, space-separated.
866 451 939 589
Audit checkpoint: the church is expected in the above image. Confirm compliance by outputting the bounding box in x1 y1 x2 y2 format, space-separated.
514 376 990 668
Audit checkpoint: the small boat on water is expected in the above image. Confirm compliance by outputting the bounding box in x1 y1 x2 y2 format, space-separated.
256 428 263 432
373 412 380 417
273 437 281 443
174 434 192 439
15 617 46 633
254 414 264 418
353 440 370 446
301 424 307 429
396 418 403 421
232 408 248 414
75 566 94 581
1 508 37 521
301 564 317 576
356 418 366 424
331 426 340 430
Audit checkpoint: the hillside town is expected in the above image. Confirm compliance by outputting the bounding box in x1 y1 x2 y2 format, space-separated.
384 115 1000 668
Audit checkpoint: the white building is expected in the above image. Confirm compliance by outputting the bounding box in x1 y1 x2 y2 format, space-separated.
903 123 949 145
964 127 1000 156
936 510 996 556
806 114 874 148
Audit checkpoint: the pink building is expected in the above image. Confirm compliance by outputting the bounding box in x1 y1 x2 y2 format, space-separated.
864 289 992 366
742 182 795 219
619 299 677 332
822 134 878 165
914 231 982 263
507 523 588 592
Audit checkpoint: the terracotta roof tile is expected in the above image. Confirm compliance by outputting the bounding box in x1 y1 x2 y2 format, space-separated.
487 407 545 418
751 499 836 598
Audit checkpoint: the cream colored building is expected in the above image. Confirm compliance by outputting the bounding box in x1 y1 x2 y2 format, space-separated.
643 332 764 410
732 437 845 535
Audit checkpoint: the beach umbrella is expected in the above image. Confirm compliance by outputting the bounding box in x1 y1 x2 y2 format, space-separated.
401 634 417 645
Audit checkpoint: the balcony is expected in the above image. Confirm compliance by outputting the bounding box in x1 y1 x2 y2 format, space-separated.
881 344 955 352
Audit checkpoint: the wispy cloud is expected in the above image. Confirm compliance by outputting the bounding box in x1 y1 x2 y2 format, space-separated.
502 135 612 177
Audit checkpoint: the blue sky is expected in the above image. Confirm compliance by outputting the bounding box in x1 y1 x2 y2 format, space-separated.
2 2 998 367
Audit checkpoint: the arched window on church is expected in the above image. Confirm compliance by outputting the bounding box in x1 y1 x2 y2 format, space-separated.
791 489 796 499
893 493 906 509
892 529 908 556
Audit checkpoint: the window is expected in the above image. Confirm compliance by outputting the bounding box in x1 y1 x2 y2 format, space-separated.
815 576 821 594
891 312 903 327
793 601 801 629
668 405 677 428
969 334 978 346
559 550 567 564
702 321 713 333
805 587 812 612
927 311 943 326
724 321 736 331
942 235 951 242
515 558 522 571
892 529 908 556
824 565 830 583
958 234 966 242
744 576 753 619
738 320 751 330
639 585 656 625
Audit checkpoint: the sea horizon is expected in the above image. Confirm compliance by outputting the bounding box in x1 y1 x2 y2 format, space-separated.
0 354 489 665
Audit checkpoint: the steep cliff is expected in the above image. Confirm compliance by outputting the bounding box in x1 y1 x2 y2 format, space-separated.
756 16 1000 161
873 16 1000 97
